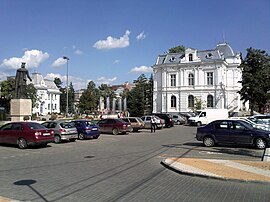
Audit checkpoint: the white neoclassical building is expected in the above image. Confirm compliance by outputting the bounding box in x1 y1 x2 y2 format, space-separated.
30 73 61 115
152 42 247 113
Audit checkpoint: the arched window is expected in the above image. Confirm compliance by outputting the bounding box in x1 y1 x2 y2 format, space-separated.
188 73 194 86
189 54 193 61
188 95 194 108
171 95 176 108
207 95 214 108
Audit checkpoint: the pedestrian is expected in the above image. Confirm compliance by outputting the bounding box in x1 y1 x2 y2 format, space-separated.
151 116 156 133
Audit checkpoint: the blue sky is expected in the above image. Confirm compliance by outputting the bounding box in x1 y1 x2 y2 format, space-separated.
0 0 269 90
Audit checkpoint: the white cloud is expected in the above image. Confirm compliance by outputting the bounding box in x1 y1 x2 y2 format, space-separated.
1 49 49 70
130 66 153 73
74 49 83 55
51 57 68 68
96 76 117 85
93 30 131 50
113 59 120 64
45 73 88 90
136 31 146 40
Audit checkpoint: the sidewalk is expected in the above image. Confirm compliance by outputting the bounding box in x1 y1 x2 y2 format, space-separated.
162 157 270 183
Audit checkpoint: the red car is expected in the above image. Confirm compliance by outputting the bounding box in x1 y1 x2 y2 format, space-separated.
0 122 54 149
97 118 132 135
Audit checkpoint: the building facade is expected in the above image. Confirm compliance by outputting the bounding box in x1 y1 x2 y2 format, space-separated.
30 73 61 115
152 42 247 113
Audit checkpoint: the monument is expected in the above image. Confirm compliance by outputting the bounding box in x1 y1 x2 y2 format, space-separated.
10 62 32 121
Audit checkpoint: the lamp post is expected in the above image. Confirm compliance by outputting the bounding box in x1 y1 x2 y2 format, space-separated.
63 56 69 116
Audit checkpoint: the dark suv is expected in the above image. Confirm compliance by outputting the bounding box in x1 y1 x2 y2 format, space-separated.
153 113 174 128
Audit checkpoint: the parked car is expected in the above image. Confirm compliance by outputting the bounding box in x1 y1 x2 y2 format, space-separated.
0 122 54 149
96 118 132 135
179 112 196 123
247 115 270 130
70 120 100 140
153 113 174 127
121 117 145 132
171 114 186 125
229 117 270 131
141 115 165 129
41 120 78 143
196 119 270 149
188 109 229 126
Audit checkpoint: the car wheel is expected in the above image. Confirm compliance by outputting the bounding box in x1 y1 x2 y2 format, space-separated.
255 138 266 149
78 133 84 140
177 121 181 125
112 128 119 135
54 135 61 144
197 122 202 126
203 136 215 147
18 138 27 149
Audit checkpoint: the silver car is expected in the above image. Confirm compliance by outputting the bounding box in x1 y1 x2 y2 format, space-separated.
141 115 165 129
41 120 78 143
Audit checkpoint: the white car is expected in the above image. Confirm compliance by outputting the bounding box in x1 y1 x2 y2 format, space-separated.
229 117 270 131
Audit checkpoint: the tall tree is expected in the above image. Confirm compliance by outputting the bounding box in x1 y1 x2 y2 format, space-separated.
168 45 185 53
78 81 99 113
238 48 270 114
68 82 75 114
127 74 148 116
0 77 15 112
26 83 39 108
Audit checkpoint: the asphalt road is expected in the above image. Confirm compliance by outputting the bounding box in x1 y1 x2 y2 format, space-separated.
0 125 269 202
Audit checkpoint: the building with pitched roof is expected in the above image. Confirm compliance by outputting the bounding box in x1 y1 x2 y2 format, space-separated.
152 42 247 113
30 73 61 115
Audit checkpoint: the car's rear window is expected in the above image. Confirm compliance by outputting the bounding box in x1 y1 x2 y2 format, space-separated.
28 122 47 130
60 122 74 129
118 119 127 123
85 121 96 126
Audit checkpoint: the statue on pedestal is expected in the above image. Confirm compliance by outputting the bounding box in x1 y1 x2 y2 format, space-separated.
15 62 32 99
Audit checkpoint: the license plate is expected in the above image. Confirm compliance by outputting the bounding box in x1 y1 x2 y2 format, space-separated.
43 133 50 136
92 128 97 131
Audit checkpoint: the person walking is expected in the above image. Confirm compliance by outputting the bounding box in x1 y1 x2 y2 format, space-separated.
151 116 156 133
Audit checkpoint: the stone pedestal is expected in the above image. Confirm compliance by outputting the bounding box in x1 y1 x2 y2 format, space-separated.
10 99 32 121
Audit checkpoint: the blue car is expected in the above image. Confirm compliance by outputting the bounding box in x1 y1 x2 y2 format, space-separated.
196 119 270 149
71 120 100 140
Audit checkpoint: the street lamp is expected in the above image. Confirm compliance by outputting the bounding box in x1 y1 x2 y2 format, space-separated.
63 56 69 116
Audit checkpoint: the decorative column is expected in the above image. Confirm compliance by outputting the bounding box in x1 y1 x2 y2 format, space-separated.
112 98 116 114
118 97 122 112
123 97 127 111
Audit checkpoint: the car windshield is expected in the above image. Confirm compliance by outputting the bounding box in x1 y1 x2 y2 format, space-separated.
60 122 74 129
27 122 47 130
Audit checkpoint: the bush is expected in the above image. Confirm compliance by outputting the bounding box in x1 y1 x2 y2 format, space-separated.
49 114 57 120
23 116 30 121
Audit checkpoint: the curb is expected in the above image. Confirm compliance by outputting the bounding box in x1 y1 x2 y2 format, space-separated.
161 159 270 184
0 196 21 202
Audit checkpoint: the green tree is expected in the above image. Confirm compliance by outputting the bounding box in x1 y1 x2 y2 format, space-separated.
78 81 99 113
191 97 206 111
238 48 270 115
127 74 148 116
168 45 185 53
68 82 75 114
0 77 15 112
25 83 39 108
